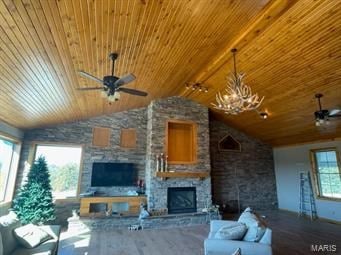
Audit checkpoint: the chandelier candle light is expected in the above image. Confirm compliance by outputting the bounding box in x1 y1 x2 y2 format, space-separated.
212 48 264 115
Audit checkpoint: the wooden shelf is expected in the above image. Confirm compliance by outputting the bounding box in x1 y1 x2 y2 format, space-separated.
155 171 209 179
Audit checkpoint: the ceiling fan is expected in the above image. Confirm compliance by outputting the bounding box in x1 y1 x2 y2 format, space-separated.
77 53 147 102
314 93 341 126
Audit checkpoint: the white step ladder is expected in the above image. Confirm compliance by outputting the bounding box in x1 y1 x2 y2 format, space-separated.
299 172 317 220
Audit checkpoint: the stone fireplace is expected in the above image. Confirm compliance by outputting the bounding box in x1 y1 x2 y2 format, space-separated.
145 97 212 213
167 187 197 214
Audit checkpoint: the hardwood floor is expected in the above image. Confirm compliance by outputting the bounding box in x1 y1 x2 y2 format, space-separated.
264 210 341 255
59 225 208 255
58 210 341 255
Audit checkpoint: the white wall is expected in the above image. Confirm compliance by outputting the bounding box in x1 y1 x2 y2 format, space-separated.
0 121 24 139
274 141 341 222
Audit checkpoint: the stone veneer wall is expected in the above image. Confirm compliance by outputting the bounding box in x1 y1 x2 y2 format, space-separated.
15 108 147 225
145 97 212 211
209 118 278 210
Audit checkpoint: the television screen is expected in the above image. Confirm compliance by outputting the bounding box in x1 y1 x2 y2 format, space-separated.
91 163 137 187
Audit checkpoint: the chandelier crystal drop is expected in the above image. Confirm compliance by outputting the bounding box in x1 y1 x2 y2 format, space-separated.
212 48 264 115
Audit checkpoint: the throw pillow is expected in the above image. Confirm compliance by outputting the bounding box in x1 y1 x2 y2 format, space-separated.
242 223 266 242
214 222 247 240
238 208 267 242
231 248 242 255
14 224 52 249
238 208 259 226
0 211 18 226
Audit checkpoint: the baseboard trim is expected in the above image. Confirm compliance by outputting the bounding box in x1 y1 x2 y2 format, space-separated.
278 208 341 225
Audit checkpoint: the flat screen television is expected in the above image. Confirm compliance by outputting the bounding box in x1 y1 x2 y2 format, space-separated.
91 163 137 187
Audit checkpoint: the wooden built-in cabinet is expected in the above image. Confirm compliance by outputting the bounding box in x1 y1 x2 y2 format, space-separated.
165 119 197 164
80 196 147 217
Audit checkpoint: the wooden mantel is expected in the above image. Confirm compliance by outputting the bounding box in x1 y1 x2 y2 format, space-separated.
155 171 210 180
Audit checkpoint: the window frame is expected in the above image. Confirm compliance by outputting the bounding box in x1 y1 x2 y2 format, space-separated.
32 142 84 202
310 147 341 201
0 133 21 204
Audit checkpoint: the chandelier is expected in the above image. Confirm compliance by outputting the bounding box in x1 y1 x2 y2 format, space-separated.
212 48 264 115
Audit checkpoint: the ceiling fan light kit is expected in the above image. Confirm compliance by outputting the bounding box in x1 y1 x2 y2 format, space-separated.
314 93 340 126
108 92 120 102
77 53 147 102
212 48 264 115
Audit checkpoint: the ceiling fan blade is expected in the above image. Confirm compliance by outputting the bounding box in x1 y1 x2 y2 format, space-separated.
329 108 341 117
114 73 136 87
77 87 104 91
118 87 147 96
78 71 103 84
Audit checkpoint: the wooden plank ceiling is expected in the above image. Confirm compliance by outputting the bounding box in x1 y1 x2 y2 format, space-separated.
0 0 340 146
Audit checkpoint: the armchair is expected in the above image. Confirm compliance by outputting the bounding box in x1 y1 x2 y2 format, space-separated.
204 220 272 255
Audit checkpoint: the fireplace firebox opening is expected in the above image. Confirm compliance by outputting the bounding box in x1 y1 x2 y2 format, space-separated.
167 187 197 214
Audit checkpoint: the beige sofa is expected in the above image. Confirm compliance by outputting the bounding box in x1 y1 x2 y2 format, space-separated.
0 212 61 255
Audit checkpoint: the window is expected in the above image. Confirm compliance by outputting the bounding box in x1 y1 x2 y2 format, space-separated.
34 145 82 200
0 138 14 201
311 148 341 199
0 136 20 203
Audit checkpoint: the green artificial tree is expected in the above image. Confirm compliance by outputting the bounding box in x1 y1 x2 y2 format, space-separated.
12 156 55 225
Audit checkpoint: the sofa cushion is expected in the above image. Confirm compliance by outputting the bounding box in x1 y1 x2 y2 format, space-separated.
242 225 266 242
238 208 266 242
12 225 61 255
38 225 61 241
0 211 21 255
11 238 57 255
214 222 247 240
14 224 52 249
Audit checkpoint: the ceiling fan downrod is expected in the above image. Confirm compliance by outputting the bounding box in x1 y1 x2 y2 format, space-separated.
315 93 323 111
109 53 118 76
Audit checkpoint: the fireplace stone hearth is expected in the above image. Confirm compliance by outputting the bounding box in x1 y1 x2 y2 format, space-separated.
68 212 215 231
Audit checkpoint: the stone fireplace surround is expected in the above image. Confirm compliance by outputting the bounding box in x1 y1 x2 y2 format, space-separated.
144 97 212 213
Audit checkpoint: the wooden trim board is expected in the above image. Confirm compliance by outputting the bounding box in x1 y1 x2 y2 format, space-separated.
155 171 209 179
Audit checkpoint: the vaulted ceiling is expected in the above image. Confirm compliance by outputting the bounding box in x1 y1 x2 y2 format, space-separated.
0 0 340 146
